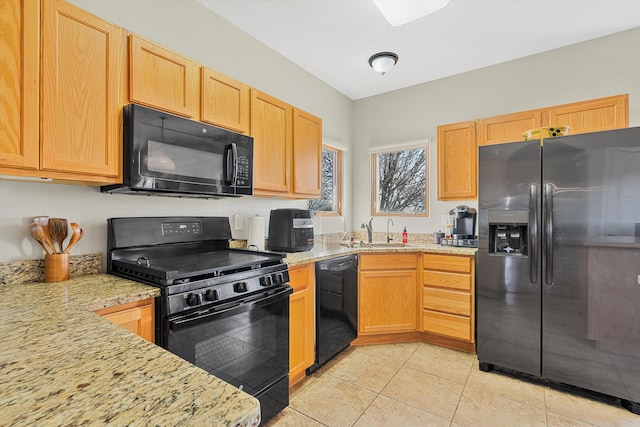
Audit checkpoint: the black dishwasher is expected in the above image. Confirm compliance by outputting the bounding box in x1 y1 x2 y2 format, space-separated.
307 254 358 374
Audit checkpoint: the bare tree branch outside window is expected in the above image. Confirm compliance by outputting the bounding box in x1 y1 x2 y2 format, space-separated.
372 147 427 215
309 147 340 213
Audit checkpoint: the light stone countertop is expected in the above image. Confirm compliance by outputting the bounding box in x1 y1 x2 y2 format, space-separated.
0 274 261 427
284 242 477 266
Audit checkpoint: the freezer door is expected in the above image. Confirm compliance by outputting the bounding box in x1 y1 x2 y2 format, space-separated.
477 140 542 377
542 127 640 403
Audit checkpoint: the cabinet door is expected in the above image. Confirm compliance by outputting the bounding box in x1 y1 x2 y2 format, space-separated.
479 110 542 146
288 263 315 386
437 121 477 200
201 67 250 134
96 298 155 342
129 35 199 118
359 270 417 334
251 89 292 195
542 94 628 135
41 0 124 181
292 108 322 197
0 0 39 172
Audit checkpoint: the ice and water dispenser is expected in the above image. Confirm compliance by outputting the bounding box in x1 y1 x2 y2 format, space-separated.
488 210 528 256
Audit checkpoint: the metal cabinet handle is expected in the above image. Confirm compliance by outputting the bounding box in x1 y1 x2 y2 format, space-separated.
529 184 538 283
544 183 554 285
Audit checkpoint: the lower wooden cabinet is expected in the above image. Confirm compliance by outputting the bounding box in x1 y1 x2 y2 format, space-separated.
95 298 155 342
358 254 418 335
288 263 315 386
422 254 475 343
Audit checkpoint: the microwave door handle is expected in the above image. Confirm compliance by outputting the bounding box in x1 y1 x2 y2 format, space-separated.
224 143 238 186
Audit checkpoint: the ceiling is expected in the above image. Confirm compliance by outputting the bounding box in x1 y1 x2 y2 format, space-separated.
197 0 640 100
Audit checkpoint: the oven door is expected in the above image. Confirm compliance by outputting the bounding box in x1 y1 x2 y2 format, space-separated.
164 286 291 422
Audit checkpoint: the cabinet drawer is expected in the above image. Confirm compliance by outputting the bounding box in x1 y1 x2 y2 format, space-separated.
423 254 471 273
360 253 418 271
423 287 470 316
288 263 314 292
423 309 471 341
423 270 470 291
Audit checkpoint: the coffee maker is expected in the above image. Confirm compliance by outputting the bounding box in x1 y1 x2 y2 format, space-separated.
441 205 478 247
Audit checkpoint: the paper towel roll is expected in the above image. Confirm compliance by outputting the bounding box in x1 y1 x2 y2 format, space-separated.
247 216 265 251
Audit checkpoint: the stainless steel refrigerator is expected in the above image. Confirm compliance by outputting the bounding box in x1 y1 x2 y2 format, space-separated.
477 126 640 414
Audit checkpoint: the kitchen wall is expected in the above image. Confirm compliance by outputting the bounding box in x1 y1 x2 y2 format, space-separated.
352 27 640 236
0 0 353 264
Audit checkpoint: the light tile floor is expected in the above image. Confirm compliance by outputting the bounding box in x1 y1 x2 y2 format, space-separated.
265 342 640 427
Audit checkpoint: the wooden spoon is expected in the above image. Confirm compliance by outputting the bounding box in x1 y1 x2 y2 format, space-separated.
49 218 68 254
34 216 60 253
30 223 54 255
63 223 83 254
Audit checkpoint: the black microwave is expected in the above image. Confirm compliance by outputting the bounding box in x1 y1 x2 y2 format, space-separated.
102 104 253 198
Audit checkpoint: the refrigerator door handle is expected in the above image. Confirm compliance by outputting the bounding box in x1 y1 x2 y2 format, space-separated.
529 184 538 283
544 183 554 285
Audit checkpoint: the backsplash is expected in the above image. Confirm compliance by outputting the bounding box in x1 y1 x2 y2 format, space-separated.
0 254 102 286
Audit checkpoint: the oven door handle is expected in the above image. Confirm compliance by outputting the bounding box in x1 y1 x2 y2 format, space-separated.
168 286 292 331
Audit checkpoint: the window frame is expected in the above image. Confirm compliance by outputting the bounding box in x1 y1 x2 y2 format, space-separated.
311 144 343 217
370 145 429 217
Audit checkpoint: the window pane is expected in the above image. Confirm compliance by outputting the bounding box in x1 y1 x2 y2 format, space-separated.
374 148 426 214
309 148 338 212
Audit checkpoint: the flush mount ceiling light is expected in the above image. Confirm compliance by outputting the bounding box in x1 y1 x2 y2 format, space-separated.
372 0 450 27
368 52 399 75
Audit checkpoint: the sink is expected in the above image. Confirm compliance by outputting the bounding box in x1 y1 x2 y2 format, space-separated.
340 242 415 248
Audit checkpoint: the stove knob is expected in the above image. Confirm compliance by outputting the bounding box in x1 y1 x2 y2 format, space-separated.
234 282 248 293
282 271 290 283
204 289 219 301
260 276 272 287
186 293 202 306
272 273 284 285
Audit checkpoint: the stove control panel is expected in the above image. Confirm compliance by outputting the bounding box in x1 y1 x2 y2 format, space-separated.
167 264 290 314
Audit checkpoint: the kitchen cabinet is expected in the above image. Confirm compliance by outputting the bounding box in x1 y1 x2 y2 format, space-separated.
358 254 418 335
0 0 39 172
288 263 315 386
422 253 475 343
251 89 292 194
250 90 322 198
479 110 543 146
201 67 250 134
542 94 628 135
437 121 477 200
1 0 125 184
292 108 322 197
95 298 155 342
129 34 199 118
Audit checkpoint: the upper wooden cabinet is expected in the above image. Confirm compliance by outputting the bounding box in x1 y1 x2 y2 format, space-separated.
41 0 125 181
479 110 543 146
437 121 478 200
0 0 39 172
201 67 250 134
129 34 199 118
251 89 292 195
1 0 125 184
542 94 629 135
292 108 322 198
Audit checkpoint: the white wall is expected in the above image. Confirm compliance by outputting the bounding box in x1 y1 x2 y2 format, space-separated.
352 27 640 236
0 0 353 264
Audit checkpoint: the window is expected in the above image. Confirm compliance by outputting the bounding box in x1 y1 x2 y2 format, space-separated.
308 145 343 215
371 145 428 216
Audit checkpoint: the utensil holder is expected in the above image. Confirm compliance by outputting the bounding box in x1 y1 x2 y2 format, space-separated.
45 253 70 283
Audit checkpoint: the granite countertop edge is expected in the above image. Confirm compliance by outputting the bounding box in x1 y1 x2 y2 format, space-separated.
284 242 478 266
0 274 261 427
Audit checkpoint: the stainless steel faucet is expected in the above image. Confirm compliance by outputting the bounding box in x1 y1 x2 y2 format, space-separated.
361 218 373 243
387 218 394 243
